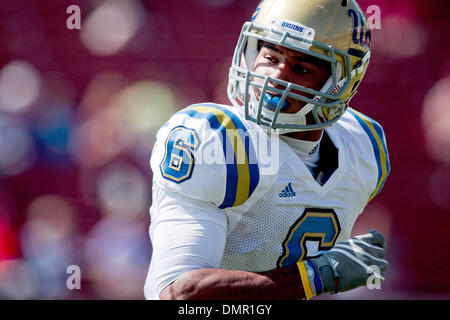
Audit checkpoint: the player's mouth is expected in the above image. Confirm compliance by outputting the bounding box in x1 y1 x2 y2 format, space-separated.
251 86 299 112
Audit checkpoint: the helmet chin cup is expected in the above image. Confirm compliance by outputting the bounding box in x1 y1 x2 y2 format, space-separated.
249 89 309 135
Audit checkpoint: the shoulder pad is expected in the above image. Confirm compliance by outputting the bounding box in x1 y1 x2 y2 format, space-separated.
346 108 390 201
151 103 260 209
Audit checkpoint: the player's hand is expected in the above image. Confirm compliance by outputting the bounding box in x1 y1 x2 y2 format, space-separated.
304 230 388 296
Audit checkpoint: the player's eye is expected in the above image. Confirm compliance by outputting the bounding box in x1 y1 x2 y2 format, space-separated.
293 64 312 74
265 55 279 64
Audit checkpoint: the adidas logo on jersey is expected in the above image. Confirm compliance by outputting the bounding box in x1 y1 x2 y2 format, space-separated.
279 183 296 198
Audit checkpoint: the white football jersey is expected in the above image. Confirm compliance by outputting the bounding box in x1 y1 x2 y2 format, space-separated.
144 103 390 299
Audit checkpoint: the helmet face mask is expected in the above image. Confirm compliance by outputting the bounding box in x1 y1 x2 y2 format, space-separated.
227 0 371 134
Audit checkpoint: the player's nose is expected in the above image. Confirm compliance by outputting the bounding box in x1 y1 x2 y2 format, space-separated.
271 63 289 80
269 63 291 88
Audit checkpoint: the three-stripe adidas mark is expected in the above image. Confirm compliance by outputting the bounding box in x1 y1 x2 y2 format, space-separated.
279 183 296 198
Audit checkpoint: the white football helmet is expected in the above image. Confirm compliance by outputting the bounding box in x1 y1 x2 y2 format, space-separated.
228 0 372 134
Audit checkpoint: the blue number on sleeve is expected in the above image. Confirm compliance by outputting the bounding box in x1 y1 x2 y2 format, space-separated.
159 126 200 183
277 208 341 268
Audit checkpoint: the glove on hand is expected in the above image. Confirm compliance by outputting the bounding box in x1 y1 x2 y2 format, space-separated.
301 230 388 298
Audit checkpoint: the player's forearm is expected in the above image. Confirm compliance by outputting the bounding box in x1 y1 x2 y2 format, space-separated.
159 265 306 300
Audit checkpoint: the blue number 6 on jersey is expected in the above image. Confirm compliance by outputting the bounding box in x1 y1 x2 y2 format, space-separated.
160 126 200 183
277 208 341 268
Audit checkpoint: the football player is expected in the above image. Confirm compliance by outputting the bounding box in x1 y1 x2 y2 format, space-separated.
145 0 390 300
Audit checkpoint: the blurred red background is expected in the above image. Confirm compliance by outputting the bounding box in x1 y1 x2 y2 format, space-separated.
0 0 449 299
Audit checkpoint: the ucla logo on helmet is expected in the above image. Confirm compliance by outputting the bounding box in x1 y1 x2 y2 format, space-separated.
348 9 371 49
